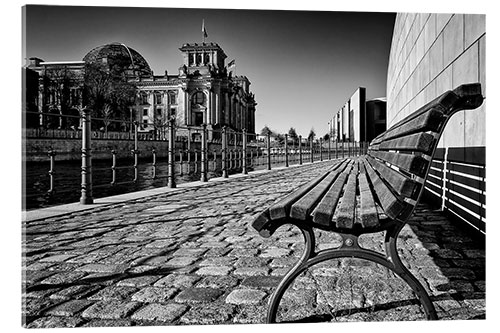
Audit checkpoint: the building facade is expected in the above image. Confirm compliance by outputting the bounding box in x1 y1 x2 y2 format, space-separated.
25 42 257 138
386 13 486 233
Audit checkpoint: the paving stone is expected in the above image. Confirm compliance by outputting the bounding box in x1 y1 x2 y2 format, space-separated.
431 249 463 259
234 257 269 267
179 304 235 325
26 316 85 328
203 247 232 257
131 286 178 303
228 248 259 257
241 276 282 289
45 299 94 316
81 319 133 327
463 249 485 259
174 287 224 303
39 272 87 285
154 274 201 288
259 247 291 258
195 275 241 289
172 248 208 257
234 267 269 276
195 266 233 276
198 257 236 266
232 305 267 324
39 254 77 263
81 300 141 320
225 289 267 305
87 286 138 301
116 275 163 287
269 257 297 268
23 297 60 316
49 285 101 300
145 239 177 248
164 257 199 267
24 286 62 299
76 264 127 273
130 303 188 323
23 270 55 284
441 268 476 280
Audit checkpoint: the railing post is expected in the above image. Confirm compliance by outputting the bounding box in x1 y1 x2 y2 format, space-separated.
152 148 157 179
168 118 176 188
299 135 303 165
267 133 271 170
335 138 338 159
328 137 331 160
242 129 248 174
284 134 289 167
80 108 93 204
111 150 117 185
201 123 208 182
222 126 228 178
132 122 139 182
320 138 323 161
47 149 56 196
310 139 314 163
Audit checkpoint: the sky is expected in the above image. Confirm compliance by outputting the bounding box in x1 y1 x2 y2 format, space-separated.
23 5 395 138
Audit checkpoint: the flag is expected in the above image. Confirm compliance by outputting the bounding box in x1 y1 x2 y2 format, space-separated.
202 19 208 39
228 59 235 68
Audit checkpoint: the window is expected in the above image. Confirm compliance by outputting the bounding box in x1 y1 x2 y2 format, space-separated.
156 108 162 116
143 108 148 116
168 92 177 105
154 92 163 105
191 91 205 105
170 108 176 117
139 92 148 105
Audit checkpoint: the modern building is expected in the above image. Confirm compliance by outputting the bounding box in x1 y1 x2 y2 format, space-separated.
386 13 485 233
331 87 386 143
24 42 257 139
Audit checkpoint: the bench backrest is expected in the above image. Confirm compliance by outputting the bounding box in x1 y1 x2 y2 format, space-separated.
366 83 483 223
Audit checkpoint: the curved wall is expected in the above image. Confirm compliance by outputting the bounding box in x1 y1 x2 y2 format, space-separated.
386 13 485 148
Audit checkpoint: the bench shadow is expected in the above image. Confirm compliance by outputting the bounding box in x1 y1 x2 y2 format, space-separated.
402 203 485 320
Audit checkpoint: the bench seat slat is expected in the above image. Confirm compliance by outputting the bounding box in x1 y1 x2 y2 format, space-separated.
366 155 421 199
311 163 351 226
368 150 429 178
370 108 444 145
335 166 358 229
268 161 341 220
358 163 379 228
362 158 407 220
378 132 435 154
290 160 352 221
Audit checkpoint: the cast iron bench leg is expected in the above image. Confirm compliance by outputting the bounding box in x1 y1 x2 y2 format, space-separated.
266 223 438 323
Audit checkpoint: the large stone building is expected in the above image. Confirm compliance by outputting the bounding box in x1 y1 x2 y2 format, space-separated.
25 42 257 138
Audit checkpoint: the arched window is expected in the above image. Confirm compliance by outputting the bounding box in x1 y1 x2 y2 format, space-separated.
168 91 177 105
191 91 205 106
139 92 148 105
154 92 163 105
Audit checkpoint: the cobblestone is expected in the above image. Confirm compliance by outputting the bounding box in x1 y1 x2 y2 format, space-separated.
22 161 485 327
130 303 188 323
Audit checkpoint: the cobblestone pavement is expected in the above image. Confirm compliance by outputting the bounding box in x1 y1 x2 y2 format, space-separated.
22 160 485 328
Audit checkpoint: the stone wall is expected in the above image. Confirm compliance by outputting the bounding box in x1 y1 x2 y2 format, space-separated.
386 13 486 148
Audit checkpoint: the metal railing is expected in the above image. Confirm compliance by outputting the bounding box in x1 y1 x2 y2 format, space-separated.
23 110 368 209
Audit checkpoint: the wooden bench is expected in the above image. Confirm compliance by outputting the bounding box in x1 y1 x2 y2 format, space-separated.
252 83 484 322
